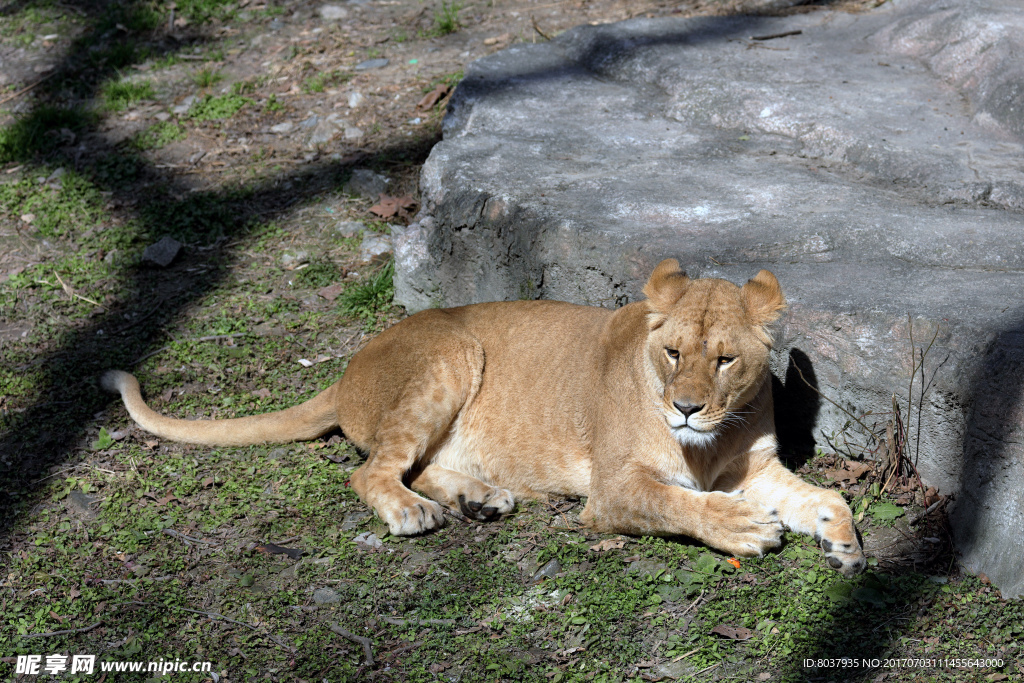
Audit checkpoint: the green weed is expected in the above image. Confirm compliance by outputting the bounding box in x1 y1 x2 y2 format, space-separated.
301 70 351 94
188 94 252 121
0 106 92 163
432 0 464 35
337 260 394 328
192 67 224 88
100 78 156 112
130 121 187 150
264 93 283 113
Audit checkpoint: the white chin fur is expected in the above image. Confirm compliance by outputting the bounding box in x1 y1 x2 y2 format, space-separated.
672 426 717 448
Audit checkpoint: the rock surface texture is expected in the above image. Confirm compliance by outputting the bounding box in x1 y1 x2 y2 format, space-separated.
395 0 1024 597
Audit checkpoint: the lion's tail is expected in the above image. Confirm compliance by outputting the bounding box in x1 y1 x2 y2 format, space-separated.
100 370 339 447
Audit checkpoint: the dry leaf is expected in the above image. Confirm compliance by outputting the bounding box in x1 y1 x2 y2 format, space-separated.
484 32 512 46
589 537 626 552
710 624 754 641
417 84 450 110
318 283 346 301
369 193 418 220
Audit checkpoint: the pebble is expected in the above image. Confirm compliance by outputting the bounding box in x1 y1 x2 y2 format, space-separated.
281 249 309 270
359 233 392 266
353 532 383 549
532 558 561 583
335 220 365 238
270 121 294 134
313 587 341 604
142 236 182 267
347 91 365 108
343 126 364 140
318 4 348 20
345 168 389 198
171 95 196 115
354 58 389 71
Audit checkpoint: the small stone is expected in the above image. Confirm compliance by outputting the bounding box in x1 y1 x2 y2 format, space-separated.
347 91 365 108
345 168 389 198
651 659 696 680
281 249 309 270
335 221 365 238
359 233 392 266
353 531 382 549
341 510 371 530
270 121 294 134
155 112 171 122
66 490 98 521
171 95 196 115
318 4 348 19
313 587 341 604
354 58 389 71
142 236 182 267
343 126 364 140
532 558 561 583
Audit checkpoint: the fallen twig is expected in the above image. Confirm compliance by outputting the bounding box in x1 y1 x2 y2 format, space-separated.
380 616 455 627
531 15 552 40
20 621 102 639
0 73 55 106
329 623 374 666
442 507 471 524
909 498 945 526
389 640 424 656
751 29 802 41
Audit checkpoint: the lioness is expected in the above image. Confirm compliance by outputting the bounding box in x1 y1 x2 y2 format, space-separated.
103 259 865 576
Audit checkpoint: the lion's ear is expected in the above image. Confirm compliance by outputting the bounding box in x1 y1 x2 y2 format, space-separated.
742 269 786 343
643 259 690 314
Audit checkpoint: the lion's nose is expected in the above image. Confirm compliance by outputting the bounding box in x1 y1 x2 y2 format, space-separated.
673 402 704 417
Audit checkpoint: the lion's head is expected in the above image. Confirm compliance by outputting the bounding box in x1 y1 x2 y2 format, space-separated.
641 259 786 447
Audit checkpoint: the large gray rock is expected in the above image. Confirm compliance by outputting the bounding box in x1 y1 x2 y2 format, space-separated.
395 0 1024 596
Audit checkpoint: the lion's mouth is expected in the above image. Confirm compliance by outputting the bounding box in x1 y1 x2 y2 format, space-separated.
665 412 717 447
671 424 717 447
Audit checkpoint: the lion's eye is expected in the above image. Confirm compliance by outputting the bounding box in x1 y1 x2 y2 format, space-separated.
718 356 736 367
665 348 680 361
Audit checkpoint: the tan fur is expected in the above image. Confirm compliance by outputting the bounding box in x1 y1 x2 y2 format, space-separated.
102 259 865 576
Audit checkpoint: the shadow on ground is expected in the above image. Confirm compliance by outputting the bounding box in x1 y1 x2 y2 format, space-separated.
1 1 1017 679
0 0 437 546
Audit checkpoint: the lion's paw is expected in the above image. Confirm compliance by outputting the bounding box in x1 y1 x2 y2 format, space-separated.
707 490 784 558
379 494 446 536
457 486 515 521
815 511 866 577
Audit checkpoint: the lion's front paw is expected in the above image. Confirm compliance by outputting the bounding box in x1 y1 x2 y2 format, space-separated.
815 512 866 577
457 486 515 521
378 493 446 536
706 490 784 558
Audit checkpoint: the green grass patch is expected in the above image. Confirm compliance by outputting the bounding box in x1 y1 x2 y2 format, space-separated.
338 260 394 329
188 94 251 121
301 70 352 94
0 106 92 163
100 78 156 112
191 67 224 89
432 0 463 35
130 120 187 150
